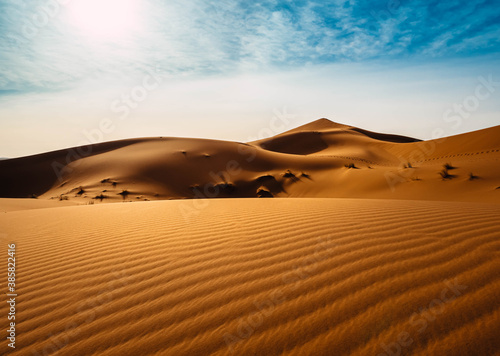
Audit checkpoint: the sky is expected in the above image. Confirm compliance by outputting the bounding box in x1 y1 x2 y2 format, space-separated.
0 0 499 158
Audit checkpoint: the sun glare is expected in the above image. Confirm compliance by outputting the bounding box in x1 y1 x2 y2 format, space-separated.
66 0 141 40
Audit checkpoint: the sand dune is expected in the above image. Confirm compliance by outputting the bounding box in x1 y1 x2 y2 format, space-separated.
1 119 498 355
0 119 498 203
0 198 499 355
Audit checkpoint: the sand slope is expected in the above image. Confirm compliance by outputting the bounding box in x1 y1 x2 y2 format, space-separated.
0 119 498 203
0 198 499 355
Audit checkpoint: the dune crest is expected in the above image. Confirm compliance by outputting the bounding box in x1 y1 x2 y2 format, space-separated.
0 120 498 203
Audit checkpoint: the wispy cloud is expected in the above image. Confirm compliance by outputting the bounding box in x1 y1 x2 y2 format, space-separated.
0 0 499 94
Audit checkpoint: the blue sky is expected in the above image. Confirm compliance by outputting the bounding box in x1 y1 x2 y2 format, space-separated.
0 0 499 157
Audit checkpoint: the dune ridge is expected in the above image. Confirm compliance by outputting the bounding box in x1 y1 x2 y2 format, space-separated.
0 119 498 203
0 198 499 355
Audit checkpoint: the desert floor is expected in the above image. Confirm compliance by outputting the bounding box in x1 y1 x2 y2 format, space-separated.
1 198 499 355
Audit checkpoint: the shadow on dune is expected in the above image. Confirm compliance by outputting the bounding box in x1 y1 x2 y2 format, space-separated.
258 131 329 155
0 139 145 198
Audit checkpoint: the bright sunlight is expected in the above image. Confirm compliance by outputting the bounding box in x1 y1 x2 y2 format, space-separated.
65 0 141 40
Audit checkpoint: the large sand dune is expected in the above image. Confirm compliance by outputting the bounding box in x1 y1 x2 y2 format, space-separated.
0 119 499 203
0 198 499 355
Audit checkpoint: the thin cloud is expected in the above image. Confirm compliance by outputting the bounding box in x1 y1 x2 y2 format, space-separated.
0 0 499 94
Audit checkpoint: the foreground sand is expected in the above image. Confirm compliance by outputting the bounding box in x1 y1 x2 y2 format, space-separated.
1 198 499 355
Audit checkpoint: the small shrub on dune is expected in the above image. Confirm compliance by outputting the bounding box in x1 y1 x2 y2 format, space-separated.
101 178 118 187
439 169 452 180
301 172 311 179
76 187 85 195
344 163 357 169
468 173 479 180
93 193 107 201
443 163 455 170
118 190 130 199
283 170 296 178
59 195 69 201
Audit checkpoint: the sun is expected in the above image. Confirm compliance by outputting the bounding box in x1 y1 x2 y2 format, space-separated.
65 0 141 40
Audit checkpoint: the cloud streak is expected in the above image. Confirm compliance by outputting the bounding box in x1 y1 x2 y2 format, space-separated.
0 0 499 94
